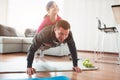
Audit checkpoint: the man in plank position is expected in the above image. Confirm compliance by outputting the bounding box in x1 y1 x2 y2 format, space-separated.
26 20 81 75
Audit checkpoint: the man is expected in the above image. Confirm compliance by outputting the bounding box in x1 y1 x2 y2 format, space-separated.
26 20 81 75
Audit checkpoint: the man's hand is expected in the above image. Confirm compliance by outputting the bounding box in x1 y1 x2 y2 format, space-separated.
73 66 82 73
26 68 36 75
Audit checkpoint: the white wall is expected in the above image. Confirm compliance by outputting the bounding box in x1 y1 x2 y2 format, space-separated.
63 0 120 53
0 0 120 53
7 0 64 34
0 0 8 25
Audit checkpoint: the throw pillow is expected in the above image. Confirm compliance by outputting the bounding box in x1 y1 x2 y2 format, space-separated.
0 24 17 37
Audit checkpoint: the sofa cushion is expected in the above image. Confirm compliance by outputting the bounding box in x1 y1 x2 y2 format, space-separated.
0 37 23 53
22 37 33 44
0 24 17 37
0 37 23 44
24 28 36 37
22 37 33 52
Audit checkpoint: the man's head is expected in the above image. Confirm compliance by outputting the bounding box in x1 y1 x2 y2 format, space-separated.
54 20 70 43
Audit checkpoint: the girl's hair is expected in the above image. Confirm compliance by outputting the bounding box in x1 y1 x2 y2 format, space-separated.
44 1 55 18
44 14 49 18
46 1 55 11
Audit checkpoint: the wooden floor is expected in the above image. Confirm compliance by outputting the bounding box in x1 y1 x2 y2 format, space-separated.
0 52 120 80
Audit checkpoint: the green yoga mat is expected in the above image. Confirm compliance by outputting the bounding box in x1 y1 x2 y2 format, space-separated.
0 76 70 80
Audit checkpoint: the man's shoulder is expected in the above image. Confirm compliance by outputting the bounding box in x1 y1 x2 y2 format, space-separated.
38 25 54 36
42 25 54 31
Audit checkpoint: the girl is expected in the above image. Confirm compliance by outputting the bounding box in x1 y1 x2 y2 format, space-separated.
36 1 61 33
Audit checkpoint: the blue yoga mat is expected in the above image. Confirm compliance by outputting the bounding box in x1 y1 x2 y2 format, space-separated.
0 76 70 80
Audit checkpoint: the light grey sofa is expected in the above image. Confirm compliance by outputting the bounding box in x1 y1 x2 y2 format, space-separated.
0 36 70 56
0 24 70 56
0 37 23 53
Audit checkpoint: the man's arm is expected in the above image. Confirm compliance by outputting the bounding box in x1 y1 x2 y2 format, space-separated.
27 34 43 68
27 26 54 68
67 32 78 67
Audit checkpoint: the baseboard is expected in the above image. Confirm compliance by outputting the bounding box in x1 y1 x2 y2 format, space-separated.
77 50 119 55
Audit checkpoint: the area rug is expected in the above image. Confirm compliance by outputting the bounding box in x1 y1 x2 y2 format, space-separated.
0 59 99 73
0 76 70 80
